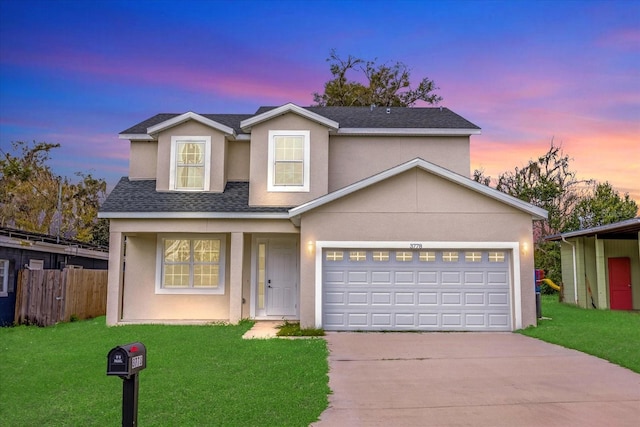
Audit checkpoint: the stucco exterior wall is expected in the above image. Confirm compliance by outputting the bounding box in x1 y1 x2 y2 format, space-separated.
328 135 470 191
227 140 250 181
155 121 227 192
249 113 329 206
129 141 158 179
298 168 536 329
121 233 231 321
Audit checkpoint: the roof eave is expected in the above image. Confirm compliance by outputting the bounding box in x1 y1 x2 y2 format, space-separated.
98 212 290 220
336 128 481 136
119 133 154 141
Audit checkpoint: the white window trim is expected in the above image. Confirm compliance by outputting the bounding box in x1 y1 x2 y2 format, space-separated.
155 234 226 295
0 259 8 297
169 136 211 191
267 130 310 192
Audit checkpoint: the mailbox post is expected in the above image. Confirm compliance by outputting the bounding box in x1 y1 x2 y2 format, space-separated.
107 342 146 427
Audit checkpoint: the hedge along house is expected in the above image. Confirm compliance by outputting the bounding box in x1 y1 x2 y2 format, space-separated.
100 103 547 330
546 218 639 310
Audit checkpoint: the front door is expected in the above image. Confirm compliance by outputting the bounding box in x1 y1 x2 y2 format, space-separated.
265 238 298 316
608 257 632 310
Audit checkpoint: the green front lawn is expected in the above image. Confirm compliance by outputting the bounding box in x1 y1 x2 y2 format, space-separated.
0 318 329 426
519 295 640 373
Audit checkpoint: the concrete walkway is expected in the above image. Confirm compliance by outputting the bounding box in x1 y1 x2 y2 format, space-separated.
313 332 640 426
241 320 281 339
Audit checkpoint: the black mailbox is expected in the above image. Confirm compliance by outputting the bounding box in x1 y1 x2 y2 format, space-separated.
107 342 146 378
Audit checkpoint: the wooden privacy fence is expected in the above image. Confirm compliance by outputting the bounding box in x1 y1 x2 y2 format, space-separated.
15 268 108 326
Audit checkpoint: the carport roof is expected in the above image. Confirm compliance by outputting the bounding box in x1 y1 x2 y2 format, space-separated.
546 217 640 241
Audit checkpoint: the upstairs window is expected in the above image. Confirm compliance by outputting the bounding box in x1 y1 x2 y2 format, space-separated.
170 136 211 191
268 130 310 192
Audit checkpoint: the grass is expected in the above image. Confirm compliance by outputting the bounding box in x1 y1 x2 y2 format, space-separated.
0 317 329 426
519 295 640 373
276 320 325 337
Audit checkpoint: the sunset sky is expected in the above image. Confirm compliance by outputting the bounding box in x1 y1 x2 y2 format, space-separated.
1 0 638 204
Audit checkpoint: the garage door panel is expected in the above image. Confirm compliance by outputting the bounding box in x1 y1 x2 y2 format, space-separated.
323 249 511 331
442 292 462 305
395 271 415 284
464 292 485 305
348 271 368 284
325 271 345 284
418 271 438 284
371 271 391 284
325 291 345 305
347 292 368 305
464 271 485 284
394 292 415 305
441 271 462 284
418 292 438 305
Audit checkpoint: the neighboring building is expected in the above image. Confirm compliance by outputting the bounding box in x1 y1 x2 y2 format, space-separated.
546 218 639 310
100 103 546 331
0 227 109 325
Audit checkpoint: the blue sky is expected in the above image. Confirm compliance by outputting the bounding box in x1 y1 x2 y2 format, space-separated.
1 0 638 201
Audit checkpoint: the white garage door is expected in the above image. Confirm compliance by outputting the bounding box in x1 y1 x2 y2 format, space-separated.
322 249 511 331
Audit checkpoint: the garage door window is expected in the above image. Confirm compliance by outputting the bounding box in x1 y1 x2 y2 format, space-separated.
373 251 389 261
465 252 482 262
326 251 344 261
489 252 506 262
349 251 366 261
419 251 436 262
396 251 413 261
443 251 459 262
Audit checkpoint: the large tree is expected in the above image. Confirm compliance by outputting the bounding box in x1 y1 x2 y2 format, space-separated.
473 142 637 290
313 50 442 107
0 141 108 246
565 182 637 231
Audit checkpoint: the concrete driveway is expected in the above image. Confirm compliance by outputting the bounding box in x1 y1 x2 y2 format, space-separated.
313 332 640 426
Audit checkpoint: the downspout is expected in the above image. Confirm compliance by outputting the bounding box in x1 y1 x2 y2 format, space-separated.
562 235 578 305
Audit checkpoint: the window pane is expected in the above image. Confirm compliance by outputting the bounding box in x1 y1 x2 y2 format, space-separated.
274 162 303 185
419 251 436 262
443 251 459 262
326 251 343 261
489 252 506 262
373 251 389 261
164 264 190 287
194 239 220 262
177 166 204 189
396 251 413 261
193 265 219 287
349 251 366 261
164 240 190 262
275 136 304 161
465 252 482 262
178 142 204 165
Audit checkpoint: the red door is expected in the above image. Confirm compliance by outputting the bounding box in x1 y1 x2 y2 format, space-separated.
608 257 632 310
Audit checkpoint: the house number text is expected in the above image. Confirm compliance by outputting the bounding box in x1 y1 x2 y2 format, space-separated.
410 243 422 249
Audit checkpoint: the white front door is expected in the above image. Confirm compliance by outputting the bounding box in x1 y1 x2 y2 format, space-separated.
257 238 298 317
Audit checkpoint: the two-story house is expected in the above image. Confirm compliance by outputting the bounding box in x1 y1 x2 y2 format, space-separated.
100 103 547 330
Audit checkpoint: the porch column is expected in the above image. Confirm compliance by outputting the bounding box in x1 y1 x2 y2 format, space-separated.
594 236 607 309
106 231 124 325
228 232 243 324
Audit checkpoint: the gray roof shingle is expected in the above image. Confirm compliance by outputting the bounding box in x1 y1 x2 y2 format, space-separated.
100 178 291 214
120 106 479 136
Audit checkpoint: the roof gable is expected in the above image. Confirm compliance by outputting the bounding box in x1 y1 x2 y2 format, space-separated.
240 103 339 131
146 111 236 137
289 158 547 223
